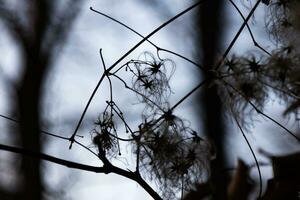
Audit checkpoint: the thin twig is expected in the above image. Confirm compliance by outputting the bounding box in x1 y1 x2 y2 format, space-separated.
0 113 99 158
170 79 207 111
0 143 106 172
69 72 106 148
223 80 300 142
70 2 207 148
216 0 262 70
90 5 205 71
229 0 271 56
109 103 134 135
231 114 263 198
0 143 162 200
110 73 165 111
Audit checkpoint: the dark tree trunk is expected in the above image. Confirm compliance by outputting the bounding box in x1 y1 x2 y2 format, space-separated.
197 0 228 199
0 1 82 198
18 47 48 200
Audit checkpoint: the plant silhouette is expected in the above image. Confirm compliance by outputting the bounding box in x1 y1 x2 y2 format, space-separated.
0 0 300 199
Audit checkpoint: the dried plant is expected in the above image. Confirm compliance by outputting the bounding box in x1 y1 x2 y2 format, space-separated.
0 1 300 200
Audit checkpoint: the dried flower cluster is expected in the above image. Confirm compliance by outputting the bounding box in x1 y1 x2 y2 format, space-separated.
137 111 211 198
92 108 119 157
266 0 300 44
90 51 212 198
89 2 300 198
216 55 268 124
126 53 211 197
211 0 300 125
127 52 174 108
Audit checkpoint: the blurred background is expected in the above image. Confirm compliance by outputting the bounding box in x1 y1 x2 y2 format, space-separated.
0 0 299 199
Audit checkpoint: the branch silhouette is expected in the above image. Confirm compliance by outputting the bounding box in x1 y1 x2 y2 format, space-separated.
0 0 299 199
69 1 207 149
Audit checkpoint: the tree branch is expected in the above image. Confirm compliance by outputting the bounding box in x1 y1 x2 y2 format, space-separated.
69 1 207 147
0 143 162 200
0 5 29 48
0 143 106 172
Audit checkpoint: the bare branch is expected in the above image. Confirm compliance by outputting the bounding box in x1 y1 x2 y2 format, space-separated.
216 0 262 69
0 5 29 48
69 1 208 147
229 0 271 56
0 143 105 173
0 143 163 199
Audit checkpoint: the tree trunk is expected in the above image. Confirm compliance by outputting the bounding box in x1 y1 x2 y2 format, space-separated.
18 50 47 200
197 0 228 199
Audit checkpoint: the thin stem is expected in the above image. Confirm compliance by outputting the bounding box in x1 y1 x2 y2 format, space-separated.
229 0 271 56
170 79 207 111
100 49 122 154
232 114 262 198
0 143 105 172
0 113 19 123
74 141 100 158
111 62 129 74
258 78 300 100
254 105 300 142
109 103 134 135
154 1 262 114
91 5 205 71
0 114 71 141
105 0 205 73
223 80 300 142
157 48 204 70
0 143 162 200
110 73 165 112
216 0 262 70
69 73 106 148
100 49 113 103
105 102 135 142
136 143 141 172
107 131 134 142
0 113 99 158
71 2 206 148
260 73 300 99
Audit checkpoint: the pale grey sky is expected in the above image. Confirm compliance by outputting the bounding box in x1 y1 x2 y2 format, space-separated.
0 1 299 200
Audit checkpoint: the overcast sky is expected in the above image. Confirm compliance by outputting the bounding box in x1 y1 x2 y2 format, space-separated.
0 1 300 199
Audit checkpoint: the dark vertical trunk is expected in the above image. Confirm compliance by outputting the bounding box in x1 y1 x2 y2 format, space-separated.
18 49 47 200
16 2 50 199
197 0 228 199
0 1 81 199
